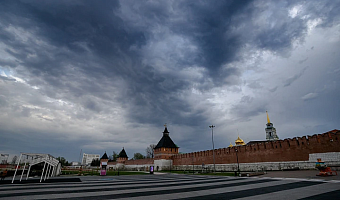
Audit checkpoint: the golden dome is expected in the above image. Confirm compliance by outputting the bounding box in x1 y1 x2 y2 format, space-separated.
235 136 246 146
228 142 233 147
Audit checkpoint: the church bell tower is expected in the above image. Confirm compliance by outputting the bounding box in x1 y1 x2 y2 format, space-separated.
265 111 279 141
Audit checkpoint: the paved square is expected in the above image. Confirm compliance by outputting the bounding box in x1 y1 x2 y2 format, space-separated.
0 174 339 199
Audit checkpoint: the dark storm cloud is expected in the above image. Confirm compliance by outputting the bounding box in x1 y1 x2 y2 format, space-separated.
0 0 207 127
0 0 339 161
119 0 255 81
1 0 339 129
172 1 253 73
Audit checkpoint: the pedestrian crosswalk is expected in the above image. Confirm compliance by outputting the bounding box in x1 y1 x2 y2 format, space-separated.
0 174 339 199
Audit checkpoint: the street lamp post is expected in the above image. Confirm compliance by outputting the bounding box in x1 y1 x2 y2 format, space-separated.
209 125 216 173
235 148 240 176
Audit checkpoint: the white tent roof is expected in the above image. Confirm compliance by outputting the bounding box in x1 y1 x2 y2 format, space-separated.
12 153 60 183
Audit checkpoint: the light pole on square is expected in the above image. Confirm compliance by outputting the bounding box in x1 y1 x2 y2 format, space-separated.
209 125 216 173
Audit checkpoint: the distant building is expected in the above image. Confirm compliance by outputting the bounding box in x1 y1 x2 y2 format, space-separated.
265 111 279 141
0 154 9 164
71 161 81 166
235 136 246 146
82 153 100 165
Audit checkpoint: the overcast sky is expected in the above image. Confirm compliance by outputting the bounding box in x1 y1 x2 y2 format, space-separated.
1 0 339 162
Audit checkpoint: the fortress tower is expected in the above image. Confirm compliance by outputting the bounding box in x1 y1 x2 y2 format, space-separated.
100 152 108 165
154 124 179 171
117 148 128 163
100 152 108 175
265 111 279 141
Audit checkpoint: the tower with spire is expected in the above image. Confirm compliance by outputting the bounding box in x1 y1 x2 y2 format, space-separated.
265 111 279 141
154 124 179 159
117 148 128 163
154 124 179 171
234 129 246 146
235 136 246 146
100 151 108 164
100 152 109 175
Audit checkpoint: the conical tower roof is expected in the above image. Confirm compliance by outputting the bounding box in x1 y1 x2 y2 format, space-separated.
118 148 128 158
154 126 177 149
101 152 108 159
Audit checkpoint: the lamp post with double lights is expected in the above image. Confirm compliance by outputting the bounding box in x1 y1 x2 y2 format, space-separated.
209 125 216 173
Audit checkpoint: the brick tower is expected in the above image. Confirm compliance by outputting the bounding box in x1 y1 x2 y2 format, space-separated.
154 124 179 171
265 111 279 141
100 152 109 175
100 152 108 165
117 148 128 163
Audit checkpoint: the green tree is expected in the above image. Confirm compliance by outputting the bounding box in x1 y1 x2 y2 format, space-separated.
56 157 71 166
133 153 145 160
91 158 100 166
11 155 17 164
110 151 118 162
146 144 155 158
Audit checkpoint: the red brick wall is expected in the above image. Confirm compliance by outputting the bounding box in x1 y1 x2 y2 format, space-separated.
172 130 340 166
107 161 117 165
124 158 154 165
154 147 179 159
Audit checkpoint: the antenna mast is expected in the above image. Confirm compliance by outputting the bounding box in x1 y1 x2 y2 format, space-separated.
78 149 82 165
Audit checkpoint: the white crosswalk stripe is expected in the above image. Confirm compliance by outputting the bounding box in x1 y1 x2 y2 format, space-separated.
0 174 339 200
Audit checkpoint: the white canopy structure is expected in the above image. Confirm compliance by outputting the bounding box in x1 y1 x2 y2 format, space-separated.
12 153 60 183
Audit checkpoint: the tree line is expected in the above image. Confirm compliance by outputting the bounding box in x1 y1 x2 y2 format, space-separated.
107 144 156 161
56 144 156 167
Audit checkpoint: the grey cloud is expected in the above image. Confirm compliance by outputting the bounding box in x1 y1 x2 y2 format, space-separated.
83 99 102 113
247 81 263 89
301 93 318 101
0 95 8 107
283 66 308 87
1 0 340 161
0 0 333 129
21 107 31 117
303 0 340 28
0 75 16 81
269 86 278 93
298 57 308 64
231 97 267 121
240 96 253 104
